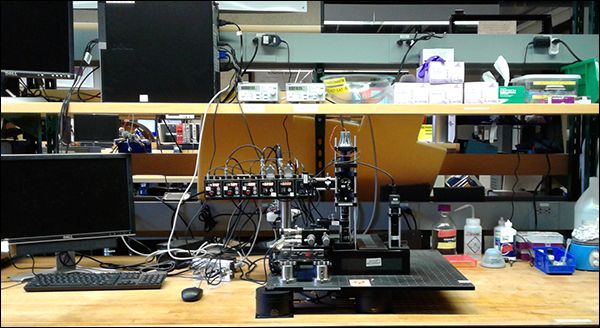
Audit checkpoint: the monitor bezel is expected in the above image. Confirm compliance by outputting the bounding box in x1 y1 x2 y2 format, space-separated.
0 1 75 79
0 153 136 245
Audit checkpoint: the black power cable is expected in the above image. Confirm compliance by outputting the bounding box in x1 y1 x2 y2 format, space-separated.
532 152 552 230
395 32 446 81
219 19 243 65
224 38 259 104
76 66 100 102
154 196 196 239
554 39 583 62
509 151 521 222
282 115 292 159
57 38 99 152
281 40 292 83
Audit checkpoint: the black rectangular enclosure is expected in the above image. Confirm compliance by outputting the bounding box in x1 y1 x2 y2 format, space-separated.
99 1 220 102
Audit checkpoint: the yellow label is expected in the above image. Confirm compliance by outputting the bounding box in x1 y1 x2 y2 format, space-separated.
326 85 350 94
532 95 551 99
533 81 576 85
323 77 346 87
437 242 457 249
418 124 432 142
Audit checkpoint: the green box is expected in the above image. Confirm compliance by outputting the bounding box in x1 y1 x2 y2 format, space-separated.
561 58 599 103
498 86 525 103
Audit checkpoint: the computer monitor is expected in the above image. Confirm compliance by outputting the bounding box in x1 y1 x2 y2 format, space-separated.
1 154 135 280
74 114 121 144
1 1 74 79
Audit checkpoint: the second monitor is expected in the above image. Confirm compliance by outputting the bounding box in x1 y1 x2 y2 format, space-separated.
1 153 135 280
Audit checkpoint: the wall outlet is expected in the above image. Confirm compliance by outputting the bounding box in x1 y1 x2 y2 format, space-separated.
535 202 560 229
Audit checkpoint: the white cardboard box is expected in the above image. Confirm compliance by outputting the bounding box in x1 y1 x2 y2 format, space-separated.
446 83 464 104
421 48 455 64
464 82 499 104
429 84 463 104
393 83 430 104
429 84 447 104
418 61 464 84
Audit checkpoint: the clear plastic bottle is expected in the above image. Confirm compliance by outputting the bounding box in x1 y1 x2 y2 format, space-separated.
493 217 506 251
573 177 599 235
431 204 457 255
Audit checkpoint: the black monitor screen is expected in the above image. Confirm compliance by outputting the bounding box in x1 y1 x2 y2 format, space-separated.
74 115 121 142
1 1 74 78
0 154 135 244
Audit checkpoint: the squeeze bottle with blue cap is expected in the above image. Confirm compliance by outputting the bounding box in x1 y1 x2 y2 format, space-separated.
455 204 482 260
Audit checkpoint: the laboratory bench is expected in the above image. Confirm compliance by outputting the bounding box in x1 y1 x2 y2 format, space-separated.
1 255 598 327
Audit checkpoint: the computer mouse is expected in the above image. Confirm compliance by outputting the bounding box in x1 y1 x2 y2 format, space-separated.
181 287 203 302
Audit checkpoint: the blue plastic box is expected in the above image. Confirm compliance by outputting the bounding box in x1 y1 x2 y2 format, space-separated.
533 247 575 275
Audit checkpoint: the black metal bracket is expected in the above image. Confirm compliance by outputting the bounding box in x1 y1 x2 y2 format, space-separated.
314 64 326 176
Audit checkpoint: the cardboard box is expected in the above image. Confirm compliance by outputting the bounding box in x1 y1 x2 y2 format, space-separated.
421 48 454 65
464 82 499 104
498 86 525 103
394 83 429 104
446 83 464 104
429 84 447 104
419 61 464 84
429 84 463 104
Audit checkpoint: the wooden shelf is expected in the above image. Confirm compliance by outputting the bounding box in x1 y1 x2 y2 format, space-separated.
1 102 598 116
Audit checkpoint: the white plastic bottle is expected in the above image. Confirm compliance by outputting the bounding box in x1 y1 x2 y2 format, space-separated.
464 218 482 260
497 219 517 260
493 217 506 251
455 204 482 260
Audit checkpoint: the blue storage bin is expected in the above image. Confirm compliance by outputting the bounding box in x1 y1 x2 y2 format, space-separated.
533 247 575 275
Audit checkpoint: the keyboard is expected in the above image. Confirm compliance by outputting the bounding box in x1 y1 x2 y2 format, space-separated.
24 271 167 292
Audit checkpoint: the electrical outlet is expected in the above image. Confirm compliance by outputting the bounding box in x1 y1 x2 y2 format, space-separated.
535 202 560 230
549 37 560 55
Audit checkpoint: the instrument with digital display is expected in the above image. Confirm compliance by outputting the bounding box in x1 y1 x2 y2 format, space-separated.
285 83 326 102
237 82 279 102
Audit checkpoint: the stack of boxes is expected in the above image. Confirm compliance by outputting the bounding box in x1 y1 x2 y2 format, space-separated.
393 48 501 104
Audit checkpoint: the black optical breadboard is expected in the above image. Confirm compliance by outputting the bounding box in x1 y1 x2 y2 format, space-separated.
266 250 475 291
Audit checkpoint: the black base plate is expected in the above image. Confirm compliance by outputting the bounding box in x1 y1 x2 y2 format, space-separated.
265 250 474 291
257 250 474 317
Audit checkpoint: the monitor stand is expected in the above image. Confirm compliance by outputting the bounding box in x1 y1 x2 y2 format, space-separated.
9 251 114 282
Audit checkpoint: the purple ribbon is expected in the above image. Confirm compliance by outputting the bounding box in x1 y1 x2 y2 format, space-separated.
417 55 446 79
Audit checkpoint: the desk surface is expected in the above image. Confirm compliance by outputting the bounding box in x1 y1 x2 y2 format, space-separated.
1 256 598 327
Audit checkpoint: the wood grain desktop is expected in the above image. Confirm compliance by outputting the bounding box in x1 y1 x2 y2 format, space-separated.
1 256 598 327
